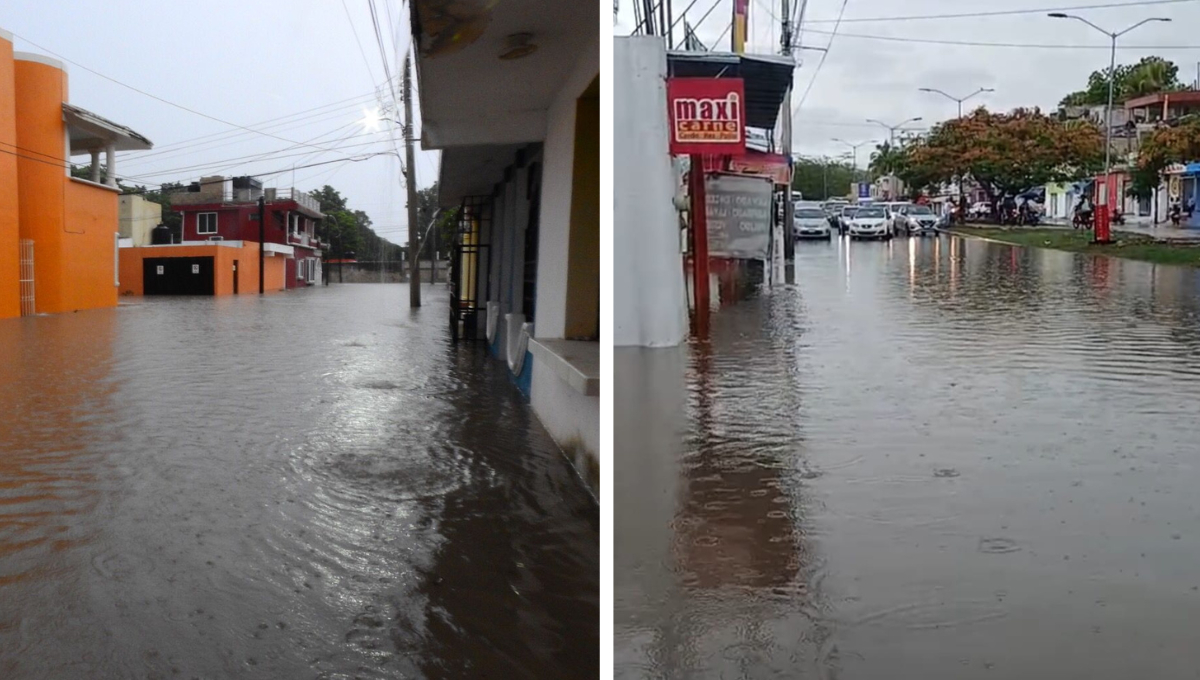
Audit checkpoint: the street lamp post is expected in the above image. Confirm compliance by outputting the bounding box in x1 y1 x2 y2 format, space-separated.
1049 12 1171 243
832 138 875 186
919 87 994 221
867 117 922 200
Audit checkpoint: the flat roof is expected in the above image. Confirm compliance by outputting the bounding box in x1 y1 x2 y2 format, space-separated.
1125 90 1200 109
64 103 153 152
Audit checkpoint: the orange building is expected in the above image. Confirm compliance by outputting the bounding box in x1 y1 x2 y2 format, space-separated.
118 241 287 297
0 28 152 319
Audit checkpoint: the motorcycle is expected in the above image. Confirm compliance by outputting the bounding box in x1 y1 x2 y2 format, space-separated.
1073 209 1093 229
1170 206 1182 227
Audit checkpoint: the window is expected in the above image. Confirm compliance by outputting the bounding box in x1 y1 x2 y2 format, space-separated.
197 212 218 235
296 258 305 280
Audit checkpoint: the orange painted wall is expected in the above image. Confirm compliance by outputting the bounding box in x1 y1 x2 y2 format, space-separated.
13 57 68 314
61 179 119 311
0 36 19 319
118 242 286 297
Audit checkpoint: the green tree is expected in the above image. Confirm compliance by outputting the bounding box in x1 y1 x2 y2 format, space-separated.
791 157 857 200
415 182 460 259
1059 56 1183 106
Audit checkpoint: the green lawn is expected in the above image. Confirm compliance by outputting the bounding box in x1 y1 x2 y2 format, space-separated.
948 227 1200 267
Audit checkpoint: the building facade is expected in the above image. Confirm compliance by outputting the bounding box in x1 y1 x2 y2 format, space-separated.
411 0 599 493
0 28 152 319
169 176 326 288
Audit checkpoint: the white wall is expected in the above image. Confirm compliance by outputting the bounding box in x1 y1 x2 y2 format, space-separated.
614 37 687 348
531 363 599 488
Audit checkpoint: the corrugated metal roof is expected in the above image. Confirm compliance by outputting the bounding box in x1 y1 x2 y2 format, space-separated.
666 51 794 131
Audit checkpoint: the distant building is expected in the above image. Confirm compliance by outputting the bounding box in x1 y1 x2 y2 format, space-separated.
119 194 163 247
0 28 153 318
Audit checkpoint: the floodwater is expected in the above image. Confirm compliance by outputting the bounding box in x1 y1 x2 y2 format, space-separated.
616 235 1200 679
0 284 597 679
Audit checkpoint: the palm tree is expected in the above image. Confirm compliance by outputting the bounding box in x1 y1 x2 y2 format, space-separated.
869 141 905 177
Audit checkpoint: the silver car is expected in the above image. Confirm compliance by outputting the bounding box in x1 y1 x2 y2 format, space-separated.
899 204 939 235
794 206 832 240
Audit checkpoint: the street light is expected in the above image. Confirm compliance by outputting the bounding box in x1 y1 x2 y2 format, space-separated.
919 88 993 220
867 117 922 199
1049 13 1171 213
832 138 875 182
918 87 994 118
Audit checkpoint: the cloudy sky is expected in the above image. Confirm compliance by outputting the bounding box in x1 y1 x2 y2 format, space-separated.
1 0 437 246
615 0 1200 164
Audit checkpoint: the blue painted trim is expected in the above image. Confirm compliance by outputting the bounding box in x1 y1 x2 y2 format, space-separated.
510 351 533 400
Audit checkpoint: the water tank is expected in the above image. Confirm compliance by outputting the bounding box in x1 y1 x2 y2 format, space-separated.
150 224 173 245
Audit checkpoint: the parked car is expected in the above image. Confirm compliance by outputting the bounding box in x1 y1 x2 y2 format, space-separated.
794 206 832 240
835 204 859 234
847 205 892 240
884 202 913 234
898 204 939 235
969 202 992 219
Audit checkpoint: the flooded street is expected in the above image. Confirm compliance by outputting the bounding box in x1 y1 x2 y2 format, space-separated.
0 284 597 679
616 235 1200 679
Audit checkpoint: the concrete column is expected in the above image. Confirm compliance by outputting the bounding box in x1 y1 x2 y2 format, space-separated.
104 143 116 187
615 37 688 347
89 148 100 182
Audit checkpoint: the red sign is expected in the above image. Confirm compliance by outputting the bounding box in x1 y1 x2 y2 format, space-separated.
667 78 746 156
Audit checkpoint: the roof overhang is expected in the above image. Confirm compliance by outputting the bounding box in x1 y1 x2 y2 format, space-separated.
437 143 527 207
666 51 795 131
409 0 596 149
63 103 153 154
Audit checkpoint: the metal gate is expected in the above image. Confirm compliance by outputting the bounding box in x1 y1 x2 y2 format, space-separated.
450 196 491 342
18 239 34 316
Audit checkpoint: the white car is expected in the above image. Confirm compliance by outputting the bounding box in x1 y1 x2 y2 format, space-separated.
898 204 939 235
847 205 892 240
793 206 832 240
884 202 913 234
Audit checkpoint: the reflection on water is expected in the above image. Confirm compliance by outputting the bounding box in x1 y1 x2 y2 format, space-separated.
616 235 1200 679
0 286 597 679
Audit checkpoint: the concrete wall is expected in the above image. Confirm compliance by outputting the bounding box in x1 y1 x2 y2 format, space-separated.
119 194 163 246
118 242 285 297
0 31 19 319
531 360 599 490
614 37 688 347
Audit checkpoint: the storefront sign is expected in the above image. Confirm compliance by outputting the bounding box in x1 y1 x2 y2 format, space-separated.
726 152 789 185
705 173 771 259
1170 175 1182 200
667 78 746 156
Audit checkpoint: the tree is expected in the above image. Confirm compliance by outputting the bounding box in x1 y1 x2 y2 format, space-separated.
791 157 857 200
906 108 1104 204
1059 56 1184 107
415 182 460 260
868 140 907 177
1133 116 1200 199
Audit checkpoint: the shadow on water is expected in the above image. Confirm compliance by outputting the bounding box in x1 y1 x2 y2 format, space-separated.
0 285 596 679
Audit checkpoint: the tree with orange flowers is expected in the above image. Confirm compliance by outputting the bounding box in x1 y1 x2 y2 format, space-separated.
1131 117 1200 199
903 108 1104 205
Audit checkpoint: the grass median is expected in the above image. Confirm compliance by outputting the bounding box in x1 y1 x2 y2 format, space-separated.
947 226 1200 267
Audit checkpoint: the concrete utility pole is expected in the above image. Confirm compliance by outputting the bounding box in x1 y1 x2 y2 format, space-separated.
258 195 265 295
1048 12 1170 243
403 54 421 307
918 87 993 221
781 0 794 266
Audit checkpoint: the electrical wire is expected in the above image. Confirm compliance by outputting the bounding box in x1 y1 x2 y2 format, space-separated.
801 26 1200 49
7 31 376 157
341 0 381 85
801 0 1197 25
368 0 402 108
794 0 849 112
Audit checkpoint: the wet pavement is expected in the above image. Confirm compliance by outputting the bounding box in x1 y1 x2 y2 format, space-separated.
616 234 1200 679
0 284 597 679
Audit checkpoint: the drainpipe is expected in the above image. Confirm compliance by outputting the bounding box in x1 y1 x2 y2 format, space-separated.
104 143 116 187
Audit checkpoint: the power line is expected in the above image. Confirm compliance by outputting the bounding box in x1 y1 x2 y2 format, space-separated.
8 31 374 158
341 0 381 85
801 0 1197 25
368 0 402 108
794 0 849 112
801 26 1200 48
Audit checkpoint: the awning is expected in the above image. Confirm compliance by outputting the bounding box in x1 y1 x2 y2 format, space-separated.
666 51 795 131
703 149 789 185
63 103 152 153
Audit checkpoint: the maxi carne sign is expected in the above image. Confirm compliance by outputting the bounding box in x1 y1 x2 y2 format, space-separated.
667 78 747 156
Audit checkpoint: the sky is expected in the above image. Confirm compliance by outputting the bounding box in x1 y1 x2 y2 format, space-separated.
615 0 1200 166
0 0 439 246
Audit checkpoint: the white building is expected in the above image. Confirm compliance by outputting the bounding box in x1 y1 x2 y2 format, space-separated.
411 0 599 493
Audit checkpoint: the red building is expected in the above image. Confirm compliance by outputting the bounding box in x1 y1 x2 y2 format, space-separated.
170 175 326 288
